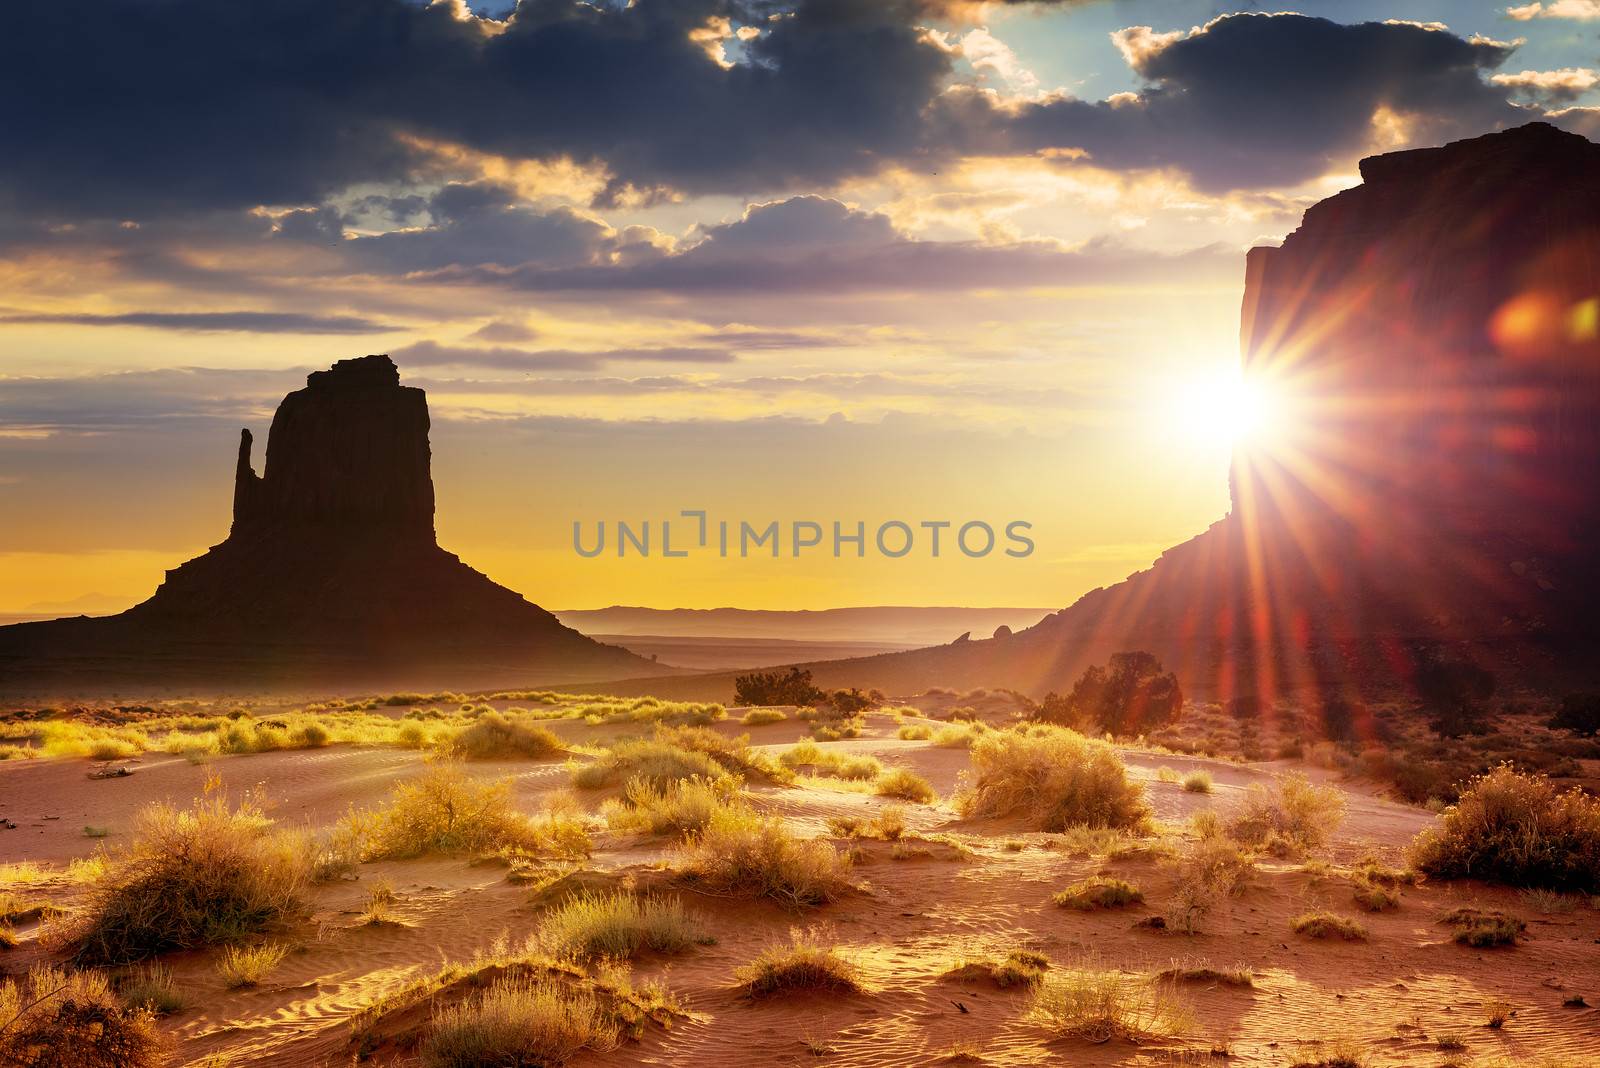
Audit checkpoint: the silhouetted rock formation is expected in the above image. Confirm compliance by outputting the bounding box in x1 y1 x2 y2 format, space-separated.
0 356 662 695
609 123 1600 705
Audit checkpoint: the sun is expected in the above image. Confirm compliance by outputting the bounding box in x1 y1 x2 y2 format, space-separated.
1169 369 1274 448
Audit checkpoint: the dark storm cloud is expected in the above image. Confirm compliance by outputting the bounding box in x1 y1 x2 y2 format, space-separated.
0 3 1542 227
0 311 401 334
938 13 1533 191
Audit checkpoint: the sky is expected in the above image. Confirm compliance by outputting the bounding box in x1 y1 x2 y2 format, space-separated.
2 0 1598 614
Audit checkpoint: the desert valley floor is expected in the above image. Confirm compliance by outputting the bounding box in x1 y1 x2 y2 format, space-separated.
2 693 1597 1068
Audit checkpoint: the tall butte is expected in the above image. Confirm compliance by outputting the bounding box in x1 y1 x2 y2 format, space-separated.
726 122 1600 704
0 355 662 695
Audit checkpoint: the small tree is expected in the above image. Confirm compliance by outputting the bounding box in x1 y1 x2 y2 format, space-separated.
1416 658 1495 738
1550 693 1600 737
827 688 874 714
1057 652 1183 735
734 666 824 707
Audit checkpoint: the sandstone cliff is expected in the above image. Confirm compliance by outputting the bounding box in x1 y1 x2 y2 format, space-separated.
598 123 1600 704
0 356 663 696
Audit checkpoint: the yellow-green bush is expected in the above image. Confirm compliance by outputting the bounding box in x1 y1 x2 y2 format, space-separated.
958 725 1149 831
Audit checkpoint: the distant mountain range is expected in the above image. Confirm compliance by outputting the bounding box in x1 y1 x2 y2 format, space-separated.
552 606 1053 646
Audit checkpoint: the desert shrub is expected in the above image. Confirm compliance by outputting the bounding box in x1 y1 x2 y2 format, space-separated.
875 768 935 803
780 740 880 780
450 711 561 759
1053 876 1143 910
1181 771 1213 794
828 688 875 714
1154 962 1252 987
1230 773 1345 854
1409 765 1600 891
945 950 1049 988
1550 693 1600 737
66 792 310 965
421 977 619 1068
1351 880 1399 911
1439 907 1525 947
651 725 777 780
0 964 166 1068
958 725 1149 832
1290 911 1367 941
1053 652 1184 735
1416 657 1495 738
538 892 699 962
1028 961 1191 1042
117 963 185 1015
735 931 861 998
931 721 987 747
735 666 823 707
1155 766 1180 783
897 723 933 741
678 807 851 907
360 764 543 859
360 879 398 925
741 708 788 726
604 776 738 837
1177 835 1254 896
1226 694 1264 720
827 805 906 841
216 941 289 987
572 739 725 790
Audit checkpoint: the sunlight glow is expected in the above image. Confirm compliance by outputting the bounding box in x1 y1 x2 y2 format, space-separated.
1170 369 1273 448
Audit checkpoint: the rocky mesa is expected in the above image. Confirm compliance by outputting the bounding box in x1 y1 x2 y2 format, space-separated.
0 355 665 696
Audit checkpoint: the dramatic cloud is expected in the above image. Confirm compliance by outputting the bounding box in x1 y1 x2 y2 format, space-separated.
0 1 1548 232
342 183 671 273
938 13 1531 191
408 195 1236 293
1506 1 1600 19
390 340 739 369
1491 68 1600 106
0 311 400 334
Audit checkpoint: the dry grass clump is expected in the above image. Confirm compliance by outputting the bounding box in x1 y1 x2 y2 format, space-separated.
575 726 780 790
421 976 619 1068
1290 911 1368 941
1230 772 1345 854
741 708 788 726
932 721 989 747
537 892 700 962
1410 765 1600 891
1439 907 1525 947
780 740 882 780
0 964 167 1068
958 725 1150 832
827 805 908 841
603 776 739 837
216 941 289 988
1182 771 1213 794
572 739 725 790
355 763 585 861
875 767 936 803
449 710 561 759
678 807 852 907
1351 880 1400 911
117 963 185 1015
1027 959 1191 1043
1154 962 1253 987
897 723 934 741
359 879 399 926
735 930 863 998
1053 876 1144 910
65 791 310 965
943 949 1050 989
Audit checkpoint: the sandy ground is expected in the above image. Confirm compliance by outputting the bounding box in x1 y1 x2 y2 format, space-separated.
3 711 1598 1068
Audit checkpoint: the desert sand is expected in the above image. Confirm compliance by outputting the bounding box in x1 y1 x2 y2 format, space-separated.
3 696 1596 1068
